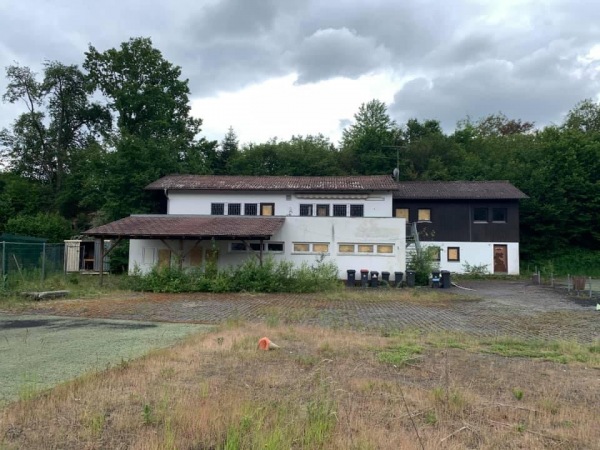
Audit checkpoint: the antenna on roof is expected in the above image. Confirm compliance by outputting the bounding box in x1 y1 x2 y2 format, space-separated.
392 168 400 182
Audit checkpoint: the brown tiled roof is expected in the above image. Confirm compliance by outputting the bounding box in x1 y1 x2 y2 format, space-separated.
394 181 528 200
83 215 285 239
146 175 397 191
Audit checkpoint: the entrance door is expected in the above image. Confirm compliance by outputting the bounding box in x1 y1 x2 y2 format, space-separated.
493 245 508 273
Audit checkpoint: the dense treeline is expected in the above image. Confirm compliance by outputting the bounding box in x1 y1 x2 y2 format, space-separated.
0 37 598 263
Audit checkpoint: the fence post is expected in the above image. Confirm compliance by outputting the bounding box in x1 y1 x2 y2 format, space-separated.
590 277 593 299
1 241 4 290
41 242 46 285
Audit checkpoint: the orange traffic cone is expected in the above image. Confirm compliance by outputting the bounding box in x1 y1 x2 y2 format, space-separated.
257 337 280 350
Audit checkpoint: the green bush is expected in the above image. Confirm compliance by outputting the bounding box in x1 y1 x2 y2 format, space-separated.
126 258 340 294
407 247 440 286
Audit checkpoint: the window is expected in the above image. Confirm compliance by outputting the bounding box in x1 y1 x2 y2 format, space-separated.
395 208 409 220
300 204 313 216
211 203 224 215
260 203 275 216
313 243 329 253
249 243 262 251
473 207 488 222
333 204 347 217
429 246 441 261
231 243 247 251
338 244 354 253
316 204 329 216
228 203 241 215
492 208 507 222
293 243 310 252
357 244 374 253
245 203 258 215
350 205 364 217
377 244 393 254
418 208 431 221
267 243 284 252
142 247 156 264
447 247 460 262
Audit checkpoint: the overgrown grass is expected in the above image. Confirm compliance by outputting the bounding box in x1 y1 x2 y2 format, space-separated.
0 271 128 305
2 324 599 449
127 258 341 293
523 247 600 277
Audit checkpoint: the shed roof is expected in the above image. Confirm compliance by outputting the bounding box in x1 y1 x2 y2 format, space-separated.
146 175 397 192
394 181 528 200
83 215 285 240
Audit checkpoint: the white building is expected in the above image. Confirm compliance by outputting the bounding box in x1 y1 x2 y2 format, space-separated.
83 176 527 278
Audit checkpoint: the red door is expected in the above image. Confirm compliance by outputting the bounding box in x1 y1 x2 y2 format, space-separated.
493 245 508 273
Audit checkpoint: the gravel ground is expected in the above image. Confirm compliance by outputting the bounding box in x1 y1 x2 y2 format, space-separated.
3 280 598 342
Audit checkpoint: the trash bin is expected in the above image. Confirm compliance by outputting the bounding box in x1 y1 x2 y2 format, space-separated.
394 271 404 287
360 269 369 288
370 271 379 288
346 269 356 288
406 270 416 287
441 270 451 288
381 271 390 285
431 270 440 288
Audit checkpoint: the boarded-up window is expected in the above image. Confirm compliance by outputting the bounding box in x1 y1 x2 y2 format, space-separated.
447 247 460 262
189 248 203 266
377 244 393 254
293 243 310 252
418 209 431 221
358 245 374 253
316 204 329 216
158 249 171 268
260 203 274 216
338 244 354 253
313 243 329 253
395 208 409 220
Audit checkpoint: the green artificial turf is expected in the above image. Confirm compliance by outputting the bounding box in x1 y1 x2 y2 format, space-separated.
0 315 211 404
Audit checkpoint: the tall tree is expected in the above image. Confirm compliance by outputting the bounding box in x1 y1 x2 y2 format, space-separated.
84 37 215 219
340 100 400 175
0 62 109 191
212 126 239 174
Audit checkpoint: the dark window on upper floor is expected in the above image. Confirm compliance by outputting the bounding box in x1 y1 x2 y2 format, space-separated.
211 203 225 215
492 208 507 223
300 204 313 216
316 204 329 216
228 203 241 215
350 204 364 217
333 204 347 217
473 207 488 222
245 203 258 215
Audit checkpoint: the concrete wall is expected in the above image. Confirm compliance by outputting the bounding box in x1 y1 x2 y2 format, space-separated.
167 191 392 217
129 216 406 278
421 242 520 275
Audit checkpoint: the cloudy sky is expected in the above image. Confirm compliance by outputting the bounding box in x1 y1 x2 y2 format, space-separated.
1 0 599 145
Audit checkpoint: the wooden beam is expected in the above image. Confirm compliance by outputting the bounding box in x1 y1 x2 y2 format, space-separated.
99 237 123 287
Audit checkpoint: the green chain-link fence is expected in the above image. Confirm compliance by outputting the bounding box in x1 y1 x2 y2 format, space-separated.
1 235 65 291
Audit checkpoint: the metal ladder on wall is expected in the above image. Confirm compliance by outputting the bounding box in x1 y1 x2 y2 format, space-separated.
405 222 421 269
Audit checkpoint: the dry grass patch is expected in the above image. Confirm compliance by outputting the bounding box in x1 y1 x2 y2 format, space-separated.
1 324 599 449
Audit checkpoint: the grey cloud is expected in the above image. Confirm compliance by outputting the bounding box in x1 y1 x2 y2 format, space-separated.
390 49 597 130
291 28 391 84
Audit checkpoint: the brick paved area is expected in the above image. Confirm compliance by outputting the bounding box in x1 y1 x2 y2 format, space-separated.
4 280 598 342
